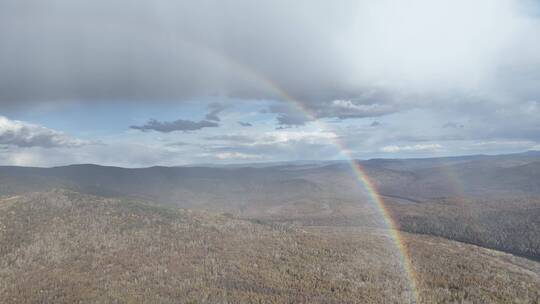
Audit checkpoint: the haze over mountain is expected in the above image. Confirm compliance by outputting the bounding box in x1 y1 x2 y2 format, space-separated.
2 151 539 202
1 151 540 262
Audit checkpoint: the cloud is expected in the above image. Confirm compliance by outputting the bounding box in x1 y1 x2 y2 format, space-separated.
206 130 337 146
1 0 540 164
2 0 538 124
238 121 253 127
0 116 89 148
0 142 192 167
265 95 400 127
319 99 399 119
380 144 443 153
443 122 464 129
275 114 310 128
214 130 339 158
204 135 255 144
131 102 227 133
198 129 341 161
380 146 401 153
165 141 190 147
205 103 227 122
264 104 311 127
262 130 338 144
130 119 219 133
215 152 262 160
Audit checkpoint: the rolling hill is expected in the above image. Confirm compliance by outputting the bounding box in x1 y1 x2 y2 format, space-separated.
1 191 539 303
0 152 539 259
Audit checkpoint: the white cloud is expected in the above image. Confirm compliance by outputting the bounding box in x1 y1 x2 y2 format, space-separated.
380 145 401 153
259 130 337 145
343 0 538 94
0 116 89 148
381 144 443 153
215 152 263 160
325 99 398 118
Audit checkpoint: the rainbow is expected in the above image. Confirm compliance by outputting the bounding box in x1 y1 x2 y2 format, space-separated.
343 154 420 303
258 81 420 303
174 40 420 302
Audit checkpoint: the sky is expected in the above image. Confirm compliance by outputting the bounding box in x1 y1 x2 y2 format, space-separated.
1 0 539 167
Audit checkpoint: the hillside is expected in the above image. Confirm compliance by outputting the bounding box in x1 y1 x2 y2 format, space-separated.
2 152 540 261
1 152 540 203
1 191 539 303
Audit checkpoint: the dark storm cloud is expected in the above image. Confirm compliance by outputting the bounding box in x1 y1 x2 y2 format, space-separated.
2 0 538 117
0 0 347 108
130 119 219 133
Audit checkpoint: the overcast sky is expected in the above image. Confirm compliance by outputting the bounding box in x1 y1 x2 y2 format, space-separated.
1 0 539 167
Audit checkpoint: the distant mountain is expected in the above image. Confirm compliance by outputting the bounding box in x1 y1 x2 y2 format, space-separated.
1 151 540 260
362 150 540 171
0 164 359 213
1 151 539 203
1 151 540 221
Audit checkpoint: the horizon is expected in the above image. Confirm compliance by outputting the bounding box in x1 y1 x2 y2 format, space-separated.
1 149 538 169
